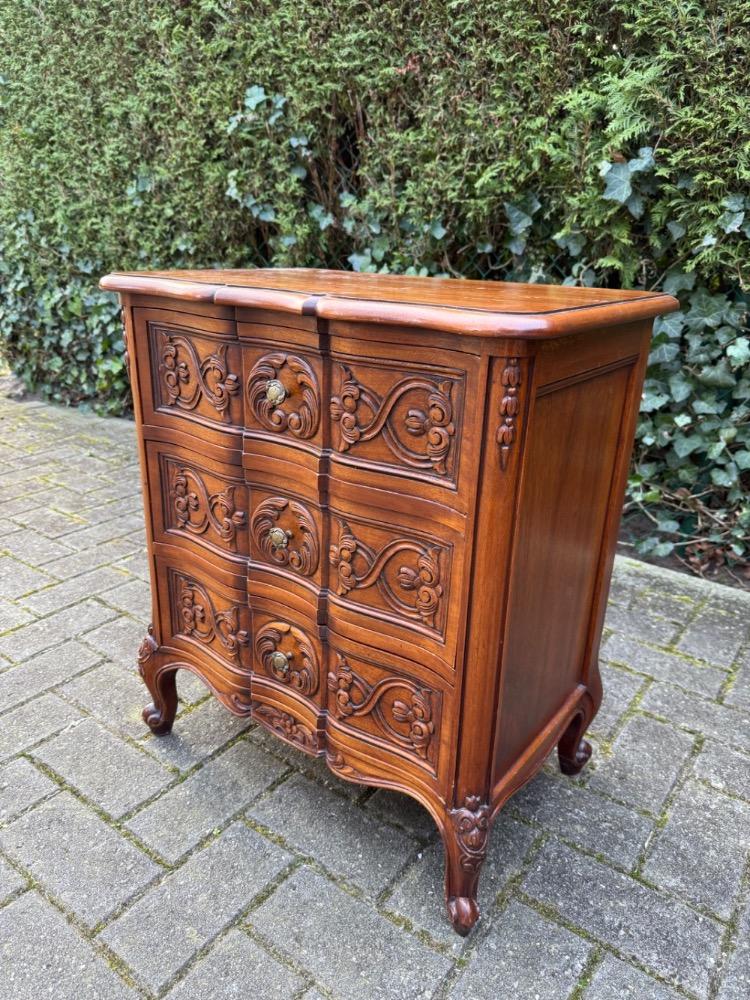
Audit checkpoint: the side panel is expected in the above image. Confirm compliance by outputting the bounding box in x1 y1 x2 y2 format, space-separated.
491 327 648 784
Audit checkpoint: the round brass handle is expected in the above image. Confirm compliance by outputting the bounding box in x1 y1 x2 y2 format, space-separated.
268 526 290 550
265 379 286 407
269 650 290 676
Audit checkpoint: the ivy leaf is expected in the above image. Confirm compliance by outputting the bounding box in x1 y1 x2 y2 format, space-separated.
628 147 655 173
602 162 632 204
429 219 447 240
243 85 267 110
667 220 686 241
503 203 533 235
663 269 695 296
734 450 750 470
654 312 684 339
727 337 750 366
626 193 645 218
718 210 745 234
712 465 739 488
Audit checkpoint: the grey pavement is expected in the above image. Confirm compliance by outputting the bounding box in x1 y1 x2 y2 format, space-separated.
0 395 749 1000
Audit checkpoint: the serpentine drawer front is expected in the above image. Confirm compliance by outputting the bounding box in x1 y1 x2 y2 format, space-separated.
101 267 677 935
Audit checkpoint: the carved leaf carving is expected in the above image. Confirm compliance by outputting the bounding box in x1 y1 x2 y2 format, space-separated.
253 620 319 696
250 496 319 577
496 358 521 470
246 352 320 438
449 795 491 872
253 703 319 753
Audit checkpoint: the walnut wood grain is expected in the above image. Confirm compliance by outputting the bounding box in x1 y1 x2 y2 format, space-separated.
104 267 677 938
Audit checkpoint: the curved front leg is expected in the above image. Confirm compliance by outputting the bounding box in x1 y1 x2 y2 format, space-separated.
443 794 491 936
137 626 178 736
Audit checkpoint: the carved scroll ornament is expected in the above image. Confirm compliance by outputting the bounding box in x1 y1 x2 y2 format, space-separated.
174 576 249 662
250 496 319 577
254 620 319 696
329 519 444 630
327 654 436 761
158 330 240 421
330 364 456 475
169 462 246 549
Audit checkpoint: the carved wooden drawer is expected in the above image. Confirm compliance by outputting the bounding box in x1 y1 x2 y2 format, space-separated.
252 609 322 706
242 342 323 450
105 266 676 937
327 505 460 678
146 442 248 564
133 307 244 441
326 644 446 777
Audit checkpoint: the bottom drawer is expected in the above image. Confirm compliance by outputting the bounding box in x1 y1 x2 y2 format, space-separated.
325 640 451 779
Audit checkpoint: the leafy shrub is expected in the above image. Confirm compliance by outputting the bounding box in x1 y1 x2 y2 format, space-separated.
0 1 747 570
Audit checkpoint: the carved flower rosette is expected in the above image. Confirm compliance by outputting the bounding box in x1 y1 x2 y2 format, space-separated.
250 497 319 577
246 352 320 439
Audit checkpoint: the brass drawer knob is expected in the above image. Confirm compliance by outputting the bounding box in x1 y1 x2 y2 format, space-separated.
265 379 286 407
268 526 290 550
269 650 290 676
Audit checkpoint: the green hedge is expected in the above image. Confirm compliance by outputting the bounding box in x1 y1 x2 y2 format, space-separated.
0 1 748 570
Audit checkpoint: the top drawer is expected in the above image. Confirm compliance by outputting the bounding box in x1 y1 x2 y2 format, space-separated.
239 322 483 514
134 307 243 440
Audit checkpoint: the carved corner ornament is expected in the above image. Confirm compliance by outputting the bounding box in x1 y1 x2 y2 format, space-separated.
137 624 158 672
496 357 521 470
449 795 491 872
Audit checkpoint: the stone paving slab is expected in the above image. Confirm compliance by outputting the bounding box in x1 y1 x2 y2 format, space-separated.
1 394 749 1000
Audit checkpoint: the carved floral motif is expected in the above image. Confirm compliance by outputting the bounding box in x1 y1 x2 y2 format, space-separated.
496 358 521 470
449 795 491 872
253 703 319 753
174 575 249 662
254 621 319 696
157 329 240 421
168 461 246 550
327 654 436 761
250 497 319 576
329 519 444 629
246 352 320 438
330 364 456 475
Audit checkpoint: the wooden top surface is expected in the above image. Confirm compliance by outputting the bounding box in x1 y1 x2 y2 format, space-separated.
101 268 677 338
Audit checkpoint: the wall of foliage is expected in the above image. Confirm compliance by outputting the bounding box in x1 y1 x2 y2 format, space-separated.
0 1 748 573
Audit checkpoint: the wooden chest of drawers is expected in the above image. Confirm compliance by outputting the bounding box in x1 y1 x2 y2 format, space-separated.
101 268 677 934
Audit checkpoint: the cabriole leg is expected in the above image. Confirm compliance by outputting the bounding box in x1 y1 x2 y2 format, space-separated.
137 625 178 736
557 681 600 776
443 795 491 936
